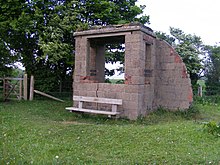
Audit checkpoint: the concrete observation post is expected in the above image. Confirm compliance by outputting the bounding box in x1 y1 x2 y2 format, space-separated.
72 24 193 120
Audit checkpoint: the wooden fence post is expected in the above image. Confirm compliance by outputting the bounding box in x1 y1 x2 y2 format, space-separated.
3 77 6 101
198 85 203 97
29 75 34 101
19 79 23 100
3 78 10 101
23 74 28 100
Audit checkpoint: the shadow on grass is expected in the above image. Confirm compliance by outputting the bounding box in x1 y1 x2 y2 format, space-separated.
69 103 201 126
0 99 201 126
136 104 201 125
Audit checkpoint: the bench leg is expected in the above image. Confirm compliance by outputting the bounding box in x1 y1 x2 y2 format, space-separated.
107 105 118 118
112 105 117 113
78 101 83 109
108 104 118 118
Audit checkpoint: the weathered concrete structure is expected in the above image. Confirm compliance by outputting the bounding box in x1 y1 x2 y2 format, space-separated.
73 24 193 120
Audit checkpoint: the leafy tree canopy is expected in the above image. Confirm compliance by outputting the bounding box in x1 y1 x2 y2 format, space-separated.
0 0 149 90
203 45 220 94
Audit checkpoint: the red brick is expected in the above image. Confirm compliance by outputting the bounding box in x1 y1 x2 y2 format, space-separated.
175 55 182 63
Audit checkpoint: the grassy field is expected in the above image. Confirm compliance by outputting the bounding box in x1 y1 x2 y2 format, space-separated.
0 98 220 164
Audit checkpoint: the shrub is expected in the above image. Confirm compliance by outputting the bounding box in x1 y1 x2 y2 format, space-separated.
203 121 220 137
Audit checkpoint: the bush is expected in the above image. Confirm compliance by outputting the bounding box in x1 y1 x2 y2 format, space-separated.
194 95 220 105
203 121 220 137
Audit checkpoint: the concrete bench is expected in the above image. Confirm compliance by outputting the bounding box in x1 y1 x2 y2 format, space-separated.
66 96 122 117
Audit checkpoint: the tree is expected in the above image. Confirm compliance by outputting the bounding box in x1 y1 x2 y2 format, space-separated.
204 45 220 94
38 0 150 65
155 31 175 46
0 39 14 77
0 0 149 81
156 28 204 86
0 0 25 77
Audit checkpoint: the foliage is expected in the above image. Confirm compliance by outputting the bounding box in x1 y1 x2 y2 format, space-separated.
11 68 24 77
195 96 219 106
0 39 17 77
1 100 220 164
106 79 125 84
203 121 220 137
156 28 204 86
197 80 206 87
115 79 125 84
203 45 220 94
155 31 175 46
105 43 125 76
0 0 149 90
137 104 200 125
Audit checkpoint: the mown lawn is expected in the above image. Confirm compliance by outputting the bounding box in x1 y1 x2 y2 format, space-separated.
0 99 220 164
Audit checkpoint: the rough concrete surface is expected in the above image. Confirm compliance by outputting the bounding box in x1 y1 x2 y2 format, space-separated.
73 24 193 120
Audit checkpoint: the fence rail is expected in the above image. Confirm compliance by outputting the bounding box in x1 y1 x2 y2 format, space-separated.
0 75 73 102
0 76 26 101
33 77 72 100
0 78 23 81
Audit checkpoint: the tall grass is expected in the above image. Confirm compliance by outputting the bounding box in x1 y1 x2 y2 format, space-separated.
0 99 220 164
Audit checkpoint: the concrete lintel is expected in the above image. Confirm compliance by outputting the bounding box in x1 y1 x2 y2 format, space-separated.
74 25 156 38
85 32 130 39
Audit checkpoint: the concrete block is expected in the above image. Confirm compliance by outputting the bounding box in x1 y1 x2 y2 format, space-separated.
73 90 79 96
116 92 123 99
78 90 88 97
123 100 138 110
105 91 117 99
74 75 81 83
72 24 192 120
124 85 139 93
104 84 122 93
123 93 132 101
125 34 142 43
179 101 190 109
87 91 97 97
99 83 109 89
143 34 154 44
96 91 105 98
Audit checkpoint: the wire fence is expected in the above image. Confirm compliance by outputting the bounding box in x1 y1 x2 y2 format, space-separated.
34 78 73 101
1 75 220 102
204 86 220 96
0 77 73 101
0 79 3 101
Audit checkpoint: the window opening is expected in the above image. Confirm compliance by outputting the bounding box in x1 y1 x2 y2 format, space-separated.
105 42 125 84
88 35 125 84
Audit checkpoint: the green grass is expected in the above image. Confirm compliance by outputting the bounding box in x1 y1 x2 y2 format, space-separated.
105 79 124 84
1 99 220 164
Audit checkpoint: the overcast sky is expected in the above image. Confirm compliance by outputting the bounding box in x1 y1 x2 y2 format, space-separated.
136 0 220 45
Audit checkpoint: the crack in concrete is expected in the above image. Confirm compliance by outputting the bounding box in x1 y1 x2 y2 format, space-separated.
96 83 99 109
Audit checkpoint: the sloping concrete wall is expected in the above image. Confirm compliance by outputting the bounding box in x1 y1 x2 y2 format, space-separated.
153 39 193 109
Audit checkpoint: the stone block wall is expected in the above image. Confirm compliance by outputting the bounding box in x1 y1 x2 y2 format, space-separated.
74 82 149 119
72 24 193 120
153 40 193 109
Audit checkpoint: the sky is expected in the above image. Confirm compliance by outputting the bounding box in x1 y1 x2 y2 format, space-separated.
110 0 220 78
136 0 220 45
18 0 220 74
